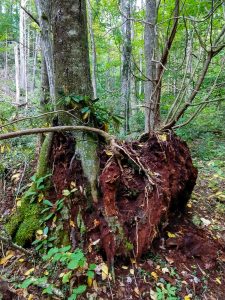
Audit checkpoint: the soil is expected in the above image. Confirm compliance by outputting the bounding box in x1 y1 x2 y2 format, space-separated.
0 132 224 300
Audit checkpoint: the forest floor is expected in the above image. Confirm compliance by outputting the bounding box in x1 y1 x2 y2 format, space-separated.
0 156 224 300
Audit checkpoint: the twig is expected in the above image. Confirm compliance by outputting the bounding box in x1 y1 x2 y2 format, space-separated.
24 277 64 298
0 109 80 130
20 5 40 26
0 236 32 256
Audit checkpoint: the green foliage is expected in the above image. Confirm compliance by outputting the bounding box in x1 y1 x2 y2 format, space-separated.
24 173 51 203
41 198 64 222
32 226 57 251
68 285 87 300
20 246 96 299
156 283 179 300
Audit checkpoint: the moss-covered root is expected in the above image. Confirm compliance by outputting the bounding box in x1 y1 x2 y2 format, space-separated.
5 133 53 246
36 132 53 177
5 202 40 246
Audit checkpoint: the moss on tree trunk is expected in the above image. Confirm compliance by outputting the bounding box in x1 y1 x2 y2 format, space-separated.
5 133 53 245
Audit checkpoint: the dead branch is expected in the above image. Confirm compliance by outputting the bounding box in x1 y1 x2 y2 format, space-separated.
0 125 113 142
0 236 32 256
20 5 40 26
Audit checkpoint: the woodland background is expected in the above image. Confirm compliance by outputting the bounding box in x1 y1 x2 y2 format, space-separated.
0 0 225 299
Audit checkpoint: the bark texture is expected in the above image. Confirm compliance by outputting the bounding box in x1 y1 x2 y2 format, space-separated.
121 0 132 133
144 0 158 132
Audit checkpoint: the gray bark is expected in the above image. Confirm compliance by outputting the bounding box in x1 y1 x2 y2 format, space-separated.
51 0 99 203
31 33 40 92
144 0 157 132
87 0 98 99
121 0 132 133
14 43 20 105
35 0 55 107
19 0 28 94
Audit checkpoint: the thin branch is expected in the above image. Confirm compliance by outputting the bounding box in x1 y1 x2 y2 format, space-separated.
172 103 206 129
0 109 80 130
189 97 225 106
20 5 39 26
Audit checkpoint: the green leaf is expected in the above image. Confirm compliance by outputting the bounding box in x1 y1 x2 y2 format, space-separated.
21 278 35 288
62 271 72 283
62 189 71 196
87 270 95 279
67 259 79 270
43 227 49 235
44 213 54 221
88 263 96 271
81 107 90 113
43 247 59 260
43 199 53 207
58 245 71 253
73 285 87 295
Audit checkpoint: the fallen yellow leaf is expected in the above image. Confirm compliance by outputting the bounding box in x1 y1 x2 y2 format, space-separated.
0 252 15 265
122 265 128 270
215 278 221 285
158 134 167 142
87 277 93 287
151 271 158 281
70 220 76 227
105 150 113 156
36 229 43 235
134 287 140 295
167 231 176 238
130 268 134 275
24 268 35 276
101 263 109 280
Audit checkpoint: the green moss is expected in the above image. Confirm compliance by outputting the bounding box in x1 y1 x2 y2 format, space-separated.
15 204 40 245
36 133 53 177
5 134 53 246
5 209 23 236
5 198 40 246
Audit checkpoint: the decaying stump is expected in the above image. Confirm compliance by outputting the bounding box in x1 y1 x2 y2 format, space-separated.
96 132 197 263
50 131 197 264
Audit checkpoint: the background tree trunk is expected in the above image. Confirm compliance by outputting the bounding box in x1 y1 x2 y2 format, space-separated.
121 0 132 134
144 0 157 132
87 0 98 99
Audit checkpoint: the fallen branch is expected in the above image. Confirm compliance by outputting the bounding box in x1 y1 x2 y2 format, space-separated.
22 277 64 298
0 236 32 256
0 125 113 142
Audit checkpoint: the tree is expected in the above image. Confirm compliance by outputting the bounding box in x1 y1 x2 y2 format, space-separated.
121 0 132 133
2 0 217 270
6 0 99 246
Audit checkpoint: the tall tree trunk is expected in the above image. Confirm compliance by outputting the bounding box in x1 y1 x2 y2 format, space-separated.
35 0 55 106
121 0 132 134
31 33 40 92
4 33 9 94
144 0 157 132
52 0 99 203
87 0 97 99
14 43 20 105
19 0 28 96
